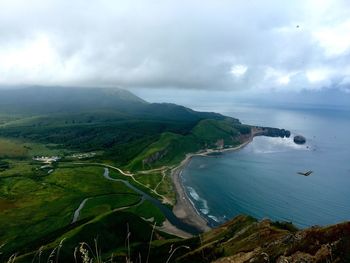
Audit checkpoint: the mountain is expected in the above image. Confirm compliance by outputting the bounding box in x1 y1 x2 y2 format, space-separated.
0 86 146 114
0 87 240 168
0 86 223 122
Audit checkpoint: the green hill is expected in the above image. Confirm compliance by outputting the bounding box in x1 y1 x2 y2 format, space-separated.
0 87 237 168
0 86 314 263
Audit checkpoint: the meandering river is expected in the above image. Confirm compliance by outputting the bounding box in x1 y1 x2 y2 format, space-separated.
72 167 202 234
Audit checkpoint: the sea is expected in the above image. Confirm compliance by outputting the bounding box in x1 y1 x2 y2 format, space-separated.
182 103 350 228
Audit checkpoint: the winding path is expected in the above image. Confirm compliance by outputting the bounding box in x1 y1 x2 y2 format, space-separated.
72 198 90 223
74 162 169 202
71 167 202 235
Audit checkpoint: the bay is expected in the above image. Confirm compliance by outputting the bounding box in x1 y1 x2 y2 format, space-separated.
182 103 350 228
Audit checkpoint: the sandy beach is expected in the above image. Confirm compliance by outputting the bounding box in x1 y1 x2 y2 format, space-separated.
170 137 254 234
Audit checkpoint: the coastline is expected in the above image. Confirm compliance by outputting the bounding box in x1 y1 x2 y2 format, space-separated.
171 136 254 233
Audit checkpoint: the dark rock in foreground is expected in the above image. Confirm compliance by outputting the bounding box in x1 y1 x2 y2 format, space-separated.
176 215 350 263
294 135 306 144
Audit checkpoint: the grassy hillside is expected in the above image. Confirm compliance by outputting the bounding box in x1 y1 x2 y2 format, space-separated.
15 211 174 263
0 164 164 259
175 215 350 263
7 215 350 262
0 87 231 168
0 87 304 263
127 118 252 171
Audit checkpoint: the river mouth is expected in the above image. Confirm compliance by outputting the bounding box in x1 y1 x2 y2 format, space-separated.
102 168 203 234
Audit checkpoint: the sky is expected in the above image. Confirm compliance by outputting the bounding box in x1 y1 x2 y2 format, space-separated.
0 0 350 97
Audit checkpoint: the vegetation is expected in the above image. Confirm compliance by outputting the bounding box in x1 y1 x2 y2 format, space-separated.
0 87 313 262
0 160 10 171
4 214 350 262
78 194 142 220
0 164 164 259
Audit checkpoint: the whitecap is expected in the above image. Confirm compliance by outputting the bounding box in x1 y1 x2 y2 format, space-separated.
200 208 209 215
252 136 311 154
187 186 200 201
208 215 220 222
187 186 210 215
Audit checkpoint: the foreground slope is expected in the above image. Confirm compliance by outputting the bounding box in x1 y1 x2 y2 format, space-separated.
12 215 350 262
176 215 350 263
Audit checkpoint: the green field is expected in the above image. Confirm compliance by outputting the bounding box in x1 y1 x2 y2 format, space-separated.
0 162 166 258
0 87 256 261
0 137 70 159
134 170 176 204
0 138 28 158
79 193 142 220
0 114 251 260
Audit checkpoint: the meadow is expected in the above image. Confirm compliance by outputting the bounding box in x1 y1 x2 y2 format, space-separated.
0 88 256 261
0 152 168 260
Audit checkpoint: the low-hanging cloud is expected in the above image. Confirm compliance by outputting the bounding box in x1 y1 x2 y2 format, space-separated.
0 0 350 92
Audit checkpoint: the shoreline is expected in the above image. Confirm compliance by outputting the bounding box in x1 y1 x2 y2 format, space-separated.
171 136 254 233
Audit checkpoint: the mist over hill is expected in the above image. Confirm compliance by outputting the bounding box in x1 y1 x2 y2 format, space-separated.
0 86 225 121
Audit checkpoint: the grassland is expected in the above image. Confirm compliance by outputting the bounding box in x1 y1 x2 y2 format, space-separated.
126 118 248 171
0 137 70 159
0 138 28 158
0 161 167 259
0 109 252 259
0 89 256 261
134 169 176 204
78 193 142 220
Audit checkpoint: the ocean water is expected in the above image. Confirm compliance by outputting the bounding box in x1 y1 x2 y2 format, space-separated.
182 103 350 228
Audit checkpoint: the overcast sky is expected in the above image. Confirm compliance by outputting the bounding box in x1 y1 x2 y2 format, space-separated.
0 0 350 94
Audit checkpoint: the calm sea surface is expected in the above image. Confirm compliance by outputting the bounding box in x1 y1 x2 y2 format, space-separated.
182 104 350 228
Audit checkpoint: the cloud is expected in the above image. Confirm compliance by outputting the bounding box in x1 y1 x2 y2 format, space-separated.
230 65 248 78
0 0 349 93
313 20 350 57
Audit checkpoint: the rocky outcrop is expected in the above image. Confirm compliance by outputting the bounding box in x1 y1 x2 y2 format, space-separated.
215 139 225 149
294 135 306 144
254 126 291 138
177 215 350 263
142 149 168 166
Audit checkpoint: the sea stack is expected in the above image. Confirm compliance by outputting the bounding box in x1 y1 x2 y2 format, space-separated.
294 135 306 145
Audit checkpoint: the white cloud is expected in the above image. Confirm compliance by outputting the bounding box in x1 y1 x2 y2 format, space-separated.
230 65 247 78
263 67 299 88
277 75 291 85
306 69 331 83
313 20 350 57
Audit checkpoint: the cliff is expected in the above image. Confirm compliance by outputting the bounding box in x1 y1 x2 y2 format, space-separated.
175 215 350 263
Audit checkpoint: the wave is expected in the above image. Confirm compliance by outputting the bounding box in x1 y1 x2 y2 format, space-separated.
208 215 220 222
252 136 311 154
200 208 209 214
187 186 209 215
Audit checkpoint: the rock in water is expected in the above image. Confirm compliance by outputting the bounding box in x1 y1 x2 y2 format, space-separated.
294 135 306 144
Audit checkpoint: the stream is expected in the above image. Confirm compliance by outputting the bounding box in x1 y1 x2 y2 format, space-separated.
72 168 201 234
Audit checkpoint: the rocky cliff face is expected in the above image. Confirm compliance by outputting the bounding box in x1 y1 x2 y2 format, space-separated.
142 149 168 167
176 216 350 263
